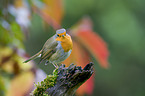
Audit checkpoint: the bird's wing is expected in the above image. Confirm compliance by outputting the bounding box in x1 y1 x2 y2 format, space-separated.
39 35 58 63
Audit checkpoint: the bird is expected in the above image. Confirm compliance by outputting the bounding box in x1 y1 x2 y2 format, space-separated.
23 28 73 68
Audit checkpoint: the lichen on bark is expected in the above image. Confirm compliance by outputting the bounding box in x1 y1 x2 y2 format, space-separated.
31 63 94 96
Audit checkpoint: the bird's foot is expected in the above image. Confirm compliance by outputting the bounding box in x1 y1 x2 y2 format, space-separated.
52 63 59 69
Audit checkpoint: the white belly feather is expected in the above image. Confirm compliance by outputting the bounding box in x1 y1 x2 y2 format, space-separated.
49 41 72 64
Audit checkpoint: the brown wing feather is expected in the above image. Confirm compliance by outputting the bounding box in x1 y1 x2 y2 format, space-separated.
39 35 58 63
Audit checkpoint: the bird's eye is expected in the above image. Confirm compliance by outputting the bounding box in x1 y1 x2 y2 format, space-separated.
57 34 59 37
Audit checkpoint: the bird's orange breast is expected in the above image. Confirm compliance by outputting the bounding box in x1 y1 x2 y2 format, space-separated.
61 35 73 52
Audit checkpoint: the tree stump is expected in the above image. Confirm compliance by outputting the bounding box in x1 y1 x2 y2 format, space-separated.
32 63 94 96
46 63 94 96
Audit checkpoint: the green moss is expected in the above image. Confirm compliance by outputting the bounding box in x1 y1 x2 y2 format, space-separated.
31 69 58 96
0 75 6 96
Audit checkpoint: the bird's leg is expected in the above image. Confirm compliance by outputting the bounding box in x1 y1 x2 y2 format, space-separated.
55 63 59 68
52 63 57 68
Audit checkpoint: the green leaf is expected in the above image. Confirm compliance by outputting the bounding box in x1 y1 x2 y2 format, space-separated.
10 22 24 42
0 25 11 45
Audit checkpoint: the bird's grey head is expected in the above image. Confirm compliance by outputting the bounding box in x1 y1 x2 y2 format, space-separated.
56 28 66 34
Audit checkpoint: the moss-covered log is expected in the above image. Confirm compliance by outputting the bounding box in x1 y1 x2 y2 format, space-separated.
31 63 94 96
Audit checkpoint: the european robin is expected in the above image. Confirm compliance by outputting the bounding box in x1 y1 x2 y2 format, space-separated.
23 28 73 68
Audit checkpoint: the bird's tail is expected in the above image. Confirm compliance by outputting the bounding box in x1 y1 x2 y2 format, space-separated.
23 50 42 63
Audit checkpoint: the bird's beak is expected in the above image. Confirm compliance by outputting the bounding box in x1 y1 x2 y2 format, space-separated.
55 37 61 41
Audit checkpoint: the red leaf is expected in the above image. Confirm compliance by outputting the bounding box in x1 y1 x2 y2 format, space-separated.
63 41 90 67
43 0 64 25
32 0 63 30
63 41 94 95
71 17 109 68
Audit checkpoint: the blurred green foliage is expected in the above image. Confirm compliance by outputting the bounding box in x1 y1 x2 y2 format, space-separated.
0 0 145 96
0 75 6 96
25 0 145 96
0 25 10 45
32 69 58 96
10 22 23 42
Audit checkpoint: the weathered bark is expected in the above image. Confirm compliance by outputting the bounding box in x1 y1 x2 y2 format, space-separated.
46 63 94 96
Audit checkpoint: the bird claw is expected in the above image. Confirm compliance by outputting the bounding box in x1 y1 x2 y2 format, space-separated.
45 61 59 68
52 63 59 68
